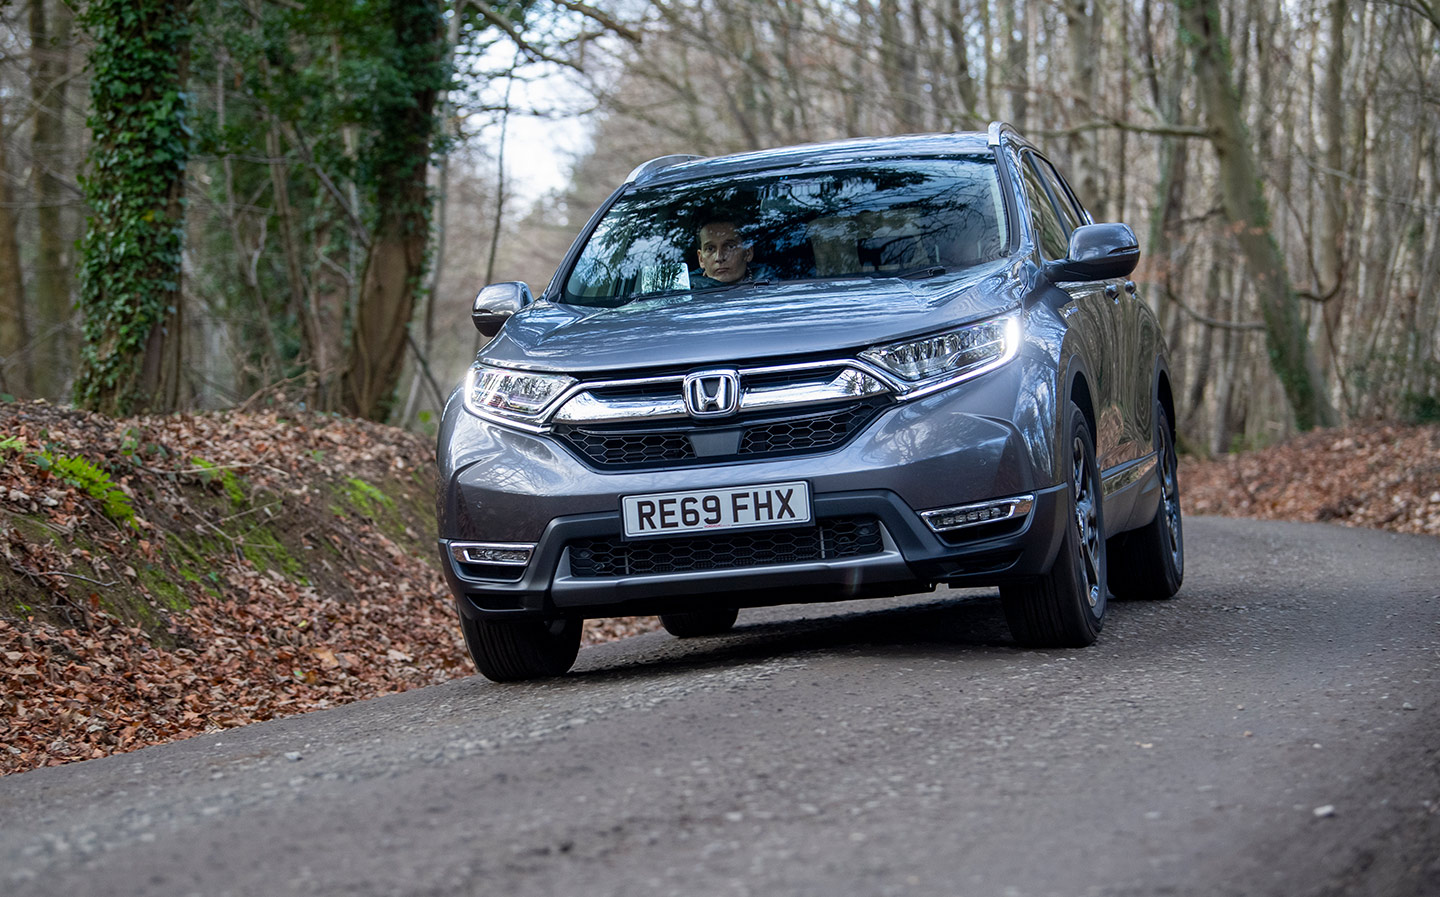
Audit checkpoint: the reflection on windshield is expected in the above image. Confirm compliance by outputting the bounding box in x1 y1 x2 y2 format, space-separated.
562 157 1007 308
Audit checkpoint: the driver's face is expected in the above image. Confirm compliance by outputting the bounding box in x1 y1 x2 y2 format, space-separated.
697 222 753 283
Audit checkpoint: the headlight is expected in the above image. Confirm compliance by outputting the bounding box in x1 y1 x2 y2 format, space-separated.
463 364 576 422
860 313 1020 392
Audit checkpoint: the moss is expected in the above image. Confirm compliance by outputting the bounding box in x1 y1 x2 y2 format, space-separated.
161 526 233 600
192 457 248 507
168 527 227 570
341 476 394 519
1 518 65 619
139 564 191 611
103 583 161 630
0 516 188 639
6 513 54 545
238 524 304 580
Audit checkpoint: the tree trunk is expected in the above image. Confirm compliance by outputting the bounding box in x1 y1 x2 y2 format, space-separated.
979 0 997 118
1004 0 1030 125
0 96 30 397
880 0 922 131
1063 0 1101 212
28 0 76 398
944 0 980 124
340 0 444 421
1311 0 1346 403
73 0 193 417
1179 0 1337 431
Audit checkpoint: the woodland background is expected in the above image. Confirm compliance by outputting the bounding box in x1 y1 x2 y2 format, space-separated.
0 0 1438 450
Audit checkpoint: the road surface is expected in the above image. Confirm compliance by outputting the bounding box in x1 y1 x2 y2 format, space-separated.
2 517 1438 896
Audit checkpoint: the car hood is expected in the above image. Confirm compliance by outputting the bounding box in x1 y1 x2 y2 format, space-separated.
481 259 1021 374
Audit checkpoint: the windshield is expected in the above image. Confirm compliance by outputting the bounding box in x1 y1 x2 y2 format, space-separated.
561 155 1007 307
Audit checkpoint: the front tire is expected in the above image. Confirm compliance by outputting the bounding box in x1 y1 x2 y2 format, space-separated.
659 607 739 638
1001 403 1107 647
458 607 582 682
1108 401 1185 599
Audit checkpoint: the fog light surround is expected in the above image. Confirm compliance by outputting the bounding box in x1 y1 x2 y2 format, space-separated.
450 542 535 567
921 495 1034 533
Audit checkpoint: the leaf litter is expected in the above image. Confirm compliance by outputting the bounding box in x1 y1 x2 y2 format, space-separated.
0 401 656 776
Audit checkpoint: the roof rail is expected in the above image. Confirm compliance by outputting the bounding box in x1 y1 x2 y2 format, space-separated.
625 154 705 184
986 121 1022 147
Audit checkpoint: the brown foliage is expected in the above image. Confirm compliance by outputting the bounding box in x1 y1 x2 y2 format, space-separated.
0 402 653 777
1180 424 1440 536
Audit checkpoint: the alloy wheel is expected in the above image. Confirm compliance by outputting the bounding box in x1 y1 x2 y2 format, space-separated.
1071 435 1102 609
1159 421 1183 568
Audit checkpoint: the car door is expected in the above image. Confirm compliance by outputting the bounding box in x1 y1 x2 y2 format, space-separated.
1020 151 1127 475
1036 155 1152 472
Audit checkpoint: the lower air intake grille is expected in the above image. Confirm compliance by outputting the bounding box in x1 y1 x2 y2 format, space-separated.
567 516 884 578
555 402 881 469
560 430 695 465
738 404 876 454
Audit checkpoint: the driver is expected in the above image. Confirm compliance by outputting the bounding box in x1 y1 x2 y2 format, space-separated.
692 220 773 287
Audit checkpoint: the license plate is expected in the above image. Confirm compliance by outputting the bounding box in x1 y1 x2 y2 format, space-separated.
622 481 812 538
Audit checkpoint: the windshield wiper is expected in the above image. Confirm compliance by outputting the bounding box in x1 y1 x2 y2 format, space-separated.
897 265 949 280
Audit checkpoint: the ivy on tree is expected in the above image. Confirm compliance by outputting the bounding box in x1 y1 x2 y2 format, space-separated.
74 0 193 416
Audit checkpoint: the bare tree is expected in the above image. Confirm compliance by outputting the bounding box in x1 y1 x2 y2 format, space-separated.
28 0 77 397
0 96 30 396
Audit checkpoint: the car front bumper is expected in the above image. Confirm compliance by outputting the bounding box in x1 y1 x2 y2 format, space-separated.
441 482 1070 621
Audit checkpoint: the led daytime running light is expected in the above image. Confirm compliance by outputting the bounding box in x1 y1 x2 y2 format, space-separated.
861 315 1018 383
465 365 575 421
450 542 535 566
921 495 1034 533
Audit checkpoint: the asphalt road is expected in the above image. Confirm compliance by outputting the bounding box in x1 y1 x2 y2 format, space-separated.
2 517 1439 897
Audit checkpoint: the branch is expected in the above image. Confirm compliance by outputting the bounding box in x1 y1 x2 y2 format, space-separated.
1034 118 1217 141
277 122 371 247
1165 293 1265 332
1372 0 1440 33
470 0 584 71
135 462 288 481
548 0 643 44
406 331 450 409
1297 283 1344 304
35 570 120 588
235 369 322 413
1270 141 1348 303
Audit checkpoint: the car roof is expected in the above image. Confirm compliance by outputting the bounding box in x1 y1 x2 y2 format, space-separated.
629 131 1002 188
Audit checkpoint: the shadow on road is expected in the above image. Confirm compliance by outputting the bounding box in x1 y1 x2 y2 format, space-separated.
563 587 1178 685
571 590 1025 681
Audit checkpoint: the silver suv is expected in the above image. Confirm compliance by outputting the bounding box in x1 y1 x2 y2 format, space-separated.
436 123 1184 681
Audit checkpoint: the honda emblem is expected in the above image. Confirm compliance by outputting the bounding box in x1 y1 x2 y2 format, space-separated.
683 370 740 418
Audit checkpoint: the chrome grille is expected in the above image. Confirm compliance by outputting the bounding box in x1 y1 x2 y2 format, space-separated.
567 516 884 578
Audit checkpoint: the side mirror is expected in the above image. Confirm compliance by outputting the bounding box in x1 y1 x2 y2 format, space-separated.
1044 223 1139 282
471 282 533 338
